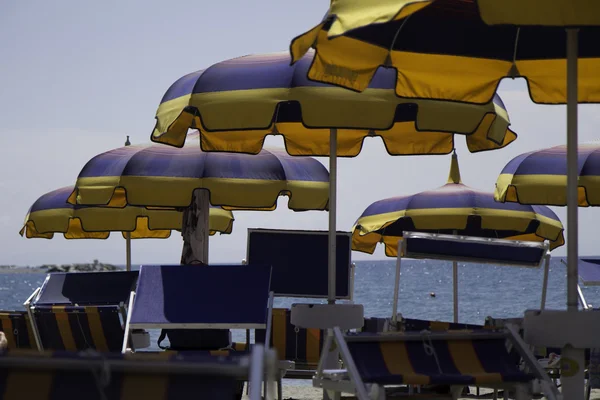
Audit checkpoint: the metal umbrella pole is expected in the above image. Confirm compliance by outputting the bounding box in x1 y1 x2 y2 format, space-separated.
562 27 585 400
124 135 132 271
328 129 337 304
452 230 458 323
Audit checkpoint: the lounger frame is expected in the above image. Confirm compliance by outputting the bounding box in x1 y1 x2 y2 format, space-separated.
313 326 561 400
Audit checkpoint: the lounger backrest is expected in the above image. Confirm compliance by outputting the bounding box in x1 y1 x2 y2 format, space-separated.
32 305 124 352
255 308 324 364
0 311 35 349
0 349 252 400
344 331 534 386
130 264 272 329
34 271 139 306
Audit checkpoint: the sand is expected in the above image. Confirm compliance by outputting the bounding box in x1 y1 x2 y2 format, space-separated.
243 384 600 399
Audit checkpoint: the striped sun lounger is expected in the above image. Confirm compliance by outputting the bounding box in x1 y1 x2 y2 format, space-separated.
0 311 35 349
0 344 274 400
313 326 560 400
28 271 139 352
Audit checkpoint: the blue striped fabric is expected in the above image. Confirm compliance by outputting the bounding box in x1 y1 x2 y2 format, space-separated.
0 349 243 400
344 331 533 385
79 133 328 183
500 144 600 176
160 51 505 108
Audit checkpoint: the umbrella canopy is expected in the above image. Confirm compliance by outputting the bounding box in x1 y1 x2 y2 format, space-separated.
20 186 234 239
290 0 600 104
151 51 516 155
69 131 329 211
495 143 600 206
352 153 565 257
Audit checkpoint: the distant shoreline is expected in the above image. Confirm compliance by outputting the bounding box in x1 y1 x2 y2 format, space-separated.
0 261 122 274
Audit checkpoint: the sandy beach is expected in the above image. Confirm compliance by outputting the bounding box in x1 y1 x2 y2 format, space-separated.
243 384 600 400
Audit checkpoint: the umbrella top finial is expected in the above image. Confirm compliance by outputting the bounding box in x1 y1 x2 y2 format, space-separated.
447 150 462 184
125 136 131 146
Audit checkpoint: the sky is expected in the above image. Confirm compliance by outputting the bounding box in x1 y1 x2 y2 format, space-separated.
1 0 599 266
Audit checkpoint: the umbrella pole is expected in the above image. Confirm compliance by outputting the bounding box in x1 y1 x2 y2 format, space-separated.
562 27 585 400
391 241 402 325
453 261 458 323
452 229 458 323
125 232 132 271
328 129 337 304
180 189 210 265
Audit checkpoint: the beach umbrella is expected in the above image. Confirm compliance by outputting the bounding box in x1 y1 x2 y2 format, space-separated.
20 186 235 270
495 143 600 207
150 49 518 304
352 152 564 322
290 3 600 393
69 131 329 264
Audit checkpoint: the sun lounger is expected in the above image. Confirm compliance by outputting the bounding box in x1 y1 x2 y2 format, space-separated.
123 264 274 396
313 326 560 400
0 311 35 349
0 344 274 400
27 271 139 352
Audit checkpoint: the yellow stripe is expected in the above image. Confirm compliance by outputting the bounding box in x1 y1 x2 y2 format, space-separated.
305 329 321 364
380 342 430 385
1 316 16 349
429 321 450 331
272 309 286 360
121 374 168 400
75 176 329 212
84 307 108 352
51 306 76 351
25 315 36 350
232 342 247 352
4 370 53 400
447 340 502 384
478 0 600 26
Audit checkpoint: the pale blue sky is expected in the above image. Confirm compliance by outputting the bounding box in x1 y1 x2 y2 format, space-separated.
1 1 598 266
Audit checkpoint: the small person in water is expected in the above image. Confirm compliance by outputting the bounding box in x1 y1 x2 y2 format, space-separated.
430 292 436 297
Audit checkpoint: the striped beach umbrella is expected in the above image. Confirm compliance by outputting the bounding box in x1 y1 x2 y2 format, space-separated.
290 0 600 104
495 143 600 207
150 49 517 304
151 51 516 155
69 131 328 211
353 152 564 323
21 186 234 270
353 153 565 257
21 186 234 239
69 131 329 264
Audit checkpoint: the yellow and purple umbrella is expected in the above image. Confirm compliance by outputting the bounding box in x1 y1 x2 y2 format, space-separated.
353 152 564 322
149 49 518 304
151 51 515 155
69 131 328 211
290 0 600 104
21 186 234 239
70 131 329 264
495 143 600 207
354 153 564 256
21 185 234 270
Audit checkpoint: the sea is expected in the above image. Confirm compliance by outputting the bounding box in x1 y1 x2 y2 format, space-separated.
3 258 598 386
